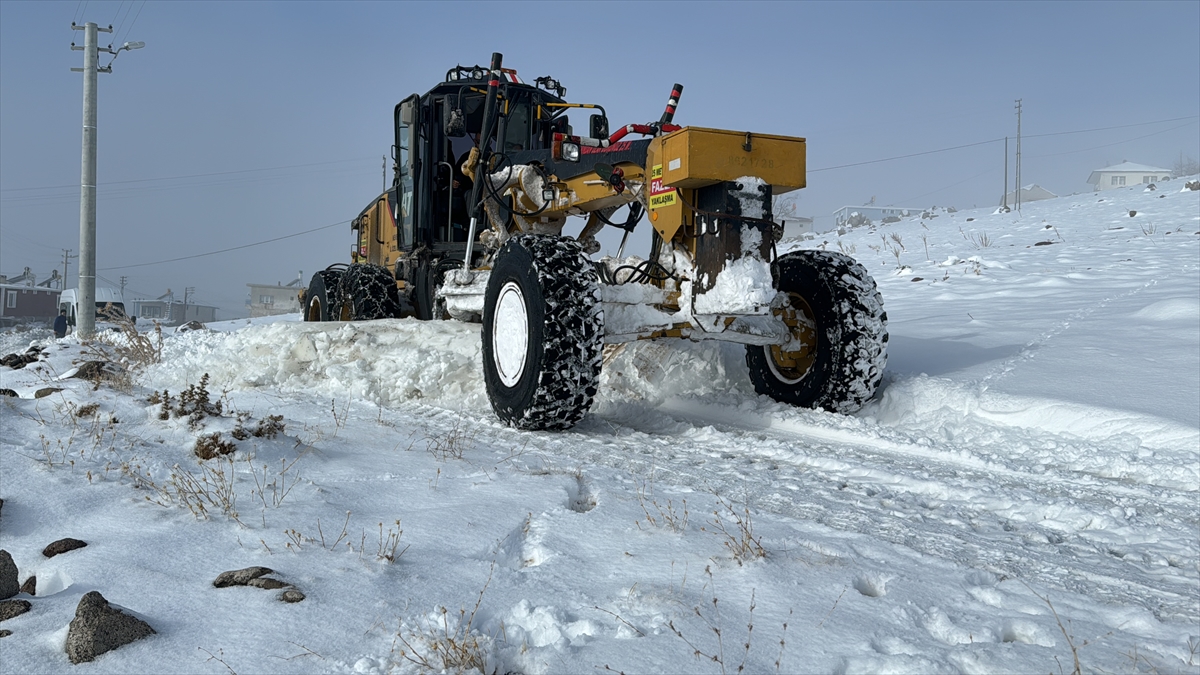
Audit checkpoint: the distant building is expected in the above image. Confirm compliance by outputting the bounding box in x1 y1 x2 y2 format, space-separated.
1087 161 1171 191
247 277 303 317
132 299 217 325
0 283 61 325
783 216 814 239
833 206 923 228
1001 184 1057 206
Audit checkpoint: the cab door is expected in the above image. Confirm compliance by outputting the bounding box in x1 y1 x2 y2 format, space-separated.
395 94 419 250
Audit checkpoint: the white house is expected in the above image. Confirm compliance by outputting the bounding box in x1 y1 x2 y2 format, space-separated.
247 278 303 317
1087 161 1171 191
1001 184 1057 206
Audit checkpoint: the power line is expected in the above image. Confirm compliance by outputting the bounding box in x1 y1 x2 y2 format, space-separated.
112 1 135 44
0 164 377 207
98 219 350 271
1 156 377 193
1024 115 1197 139
1028 122 1194 159
810 138 1004 173
108 1 124 30
888 165 999 207
116 0 146 47
807 114 1198 174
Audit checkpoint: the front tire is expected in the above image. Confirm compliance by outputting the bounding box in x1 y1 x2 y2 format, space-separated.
746 250 888 413
482 235 603 430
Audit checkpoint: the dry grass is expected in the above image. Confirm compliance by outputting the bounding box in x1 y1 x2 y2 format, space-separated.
703 496 766 565
411 418 477 461
394 562 497 673
1023 582 1114 675
966 230 993 249
667 566 768 675
248 455 303 510
194 433 237 460
636 482 689 533
125 455 241 523
233 413 285 441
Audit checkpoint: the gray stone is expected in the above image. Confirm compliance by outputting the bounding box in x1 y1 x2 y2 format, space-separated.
34 387 62 399
20 576 35 596
0 599 31 621
0 629 11 637
246 577 287 590
65 591 155 664
278 589 305 603
0 388 16 397
70 361 107 380
213 566 273 588
43 538 87 558
0 550 17 600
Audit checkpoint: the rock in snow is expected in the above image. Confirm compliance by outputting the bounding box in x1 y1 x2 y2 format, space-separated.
0 551 17 600
0 599 31 622
65 591 155 664
43 538 87 558
212 566 273 588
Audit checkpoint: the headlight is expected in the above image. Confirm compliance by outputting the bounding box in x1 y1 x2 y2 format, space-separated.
562 141 580 162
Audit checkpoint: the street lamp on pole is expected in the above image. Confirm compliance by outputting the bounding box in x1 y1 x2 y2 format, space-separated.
70 22 143 338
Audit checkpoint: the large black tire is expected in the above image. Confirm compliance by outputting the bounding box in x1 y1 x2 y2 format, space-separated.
746 250 888 413
304 270 344 322
482 235 603 431
340 263 402 321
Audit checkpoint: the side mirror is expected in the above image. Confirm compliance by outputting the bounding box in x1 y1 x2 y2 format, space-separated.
589 114 609 140
552 115 570 135
444 95 465 137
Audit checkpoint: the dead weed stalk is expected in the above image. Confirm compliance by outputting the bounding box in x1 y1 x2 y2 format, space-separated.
394 562 497 673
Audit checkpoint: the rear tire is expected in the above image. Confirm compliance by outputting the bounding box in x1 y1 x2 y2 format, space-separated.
304 270 344 322
746 250 888 413
482 235 603 430
341 263 402 320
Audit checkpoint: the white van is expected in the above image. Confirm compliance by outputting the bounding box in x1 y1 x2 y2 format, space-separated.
59 288 128 327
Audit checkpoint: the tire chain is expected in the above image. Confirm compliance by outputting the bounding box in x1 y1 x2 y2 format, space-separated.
312 267 345 319
511 235 604 430
797 250 889 412
339 264 402 321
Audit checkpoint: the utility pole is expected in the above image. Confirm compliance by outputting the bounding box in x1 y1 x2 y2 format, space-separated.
70 22 110 338
183 286 194 323
382 155 387 193
119 275 127 296
1014 99 1023 212
70 21 144 338
1003 137 1009 211
61 249 77 289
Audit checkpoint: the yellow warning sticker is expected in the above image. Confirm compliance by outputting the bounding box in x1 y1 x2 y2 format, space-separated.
649 164 677 210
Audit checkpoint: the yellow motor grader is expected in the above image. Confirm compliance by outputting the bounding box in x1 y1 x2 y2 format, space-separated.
301 52 887 430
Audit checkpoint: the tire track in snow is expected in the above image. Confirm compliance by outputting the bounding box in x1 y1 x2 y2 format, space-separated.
544 399 1198 622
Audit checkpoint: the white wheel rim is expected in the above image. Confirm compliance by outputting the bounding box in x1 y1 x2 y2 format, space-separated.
493 281 529 387
765 346 805 385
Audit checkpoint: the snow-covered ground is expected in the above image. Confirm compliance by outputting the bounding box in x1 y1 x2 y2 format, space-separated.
1 180 1197 674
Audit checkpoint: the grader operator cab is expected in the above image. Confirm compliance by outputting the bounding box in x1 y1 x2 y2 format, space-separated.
302 53 888 430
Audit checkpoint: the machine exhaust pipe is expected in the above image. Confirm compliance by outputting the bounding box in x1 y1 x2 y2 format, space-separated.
462 52 504 276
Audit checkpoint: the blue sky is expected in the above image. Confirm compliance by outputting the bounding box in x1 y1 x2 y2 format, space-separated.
2 1 1197 316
